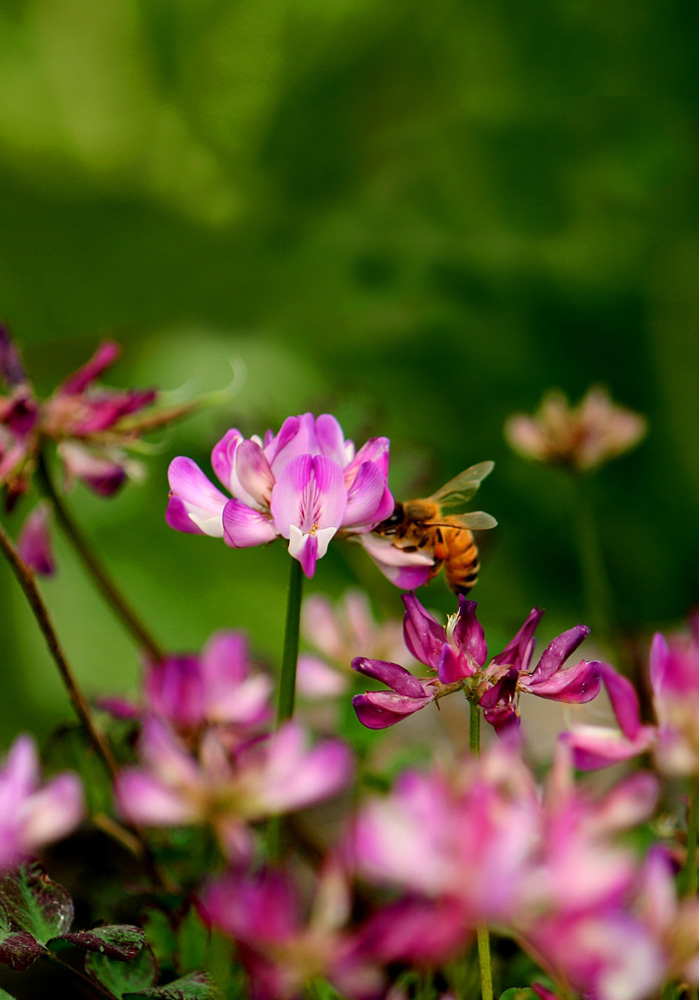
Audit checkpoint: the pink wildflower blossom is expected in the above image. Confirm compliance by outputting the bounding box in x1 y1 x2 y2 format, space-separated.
202 864 383 1000
99 630 272 740
166 413 426 580
298 590 415 698
116 719 353 860
0 735 84 865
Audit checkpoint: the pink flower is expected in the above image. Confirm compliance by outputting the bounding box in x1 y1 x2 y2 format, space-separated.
0 735 84 864
298 590 415 699
353 594 608 738
116 720 353 860
564 617 699 775
505 386 647 472
201 864 383 1000
167 413 400 578
100 631 272 739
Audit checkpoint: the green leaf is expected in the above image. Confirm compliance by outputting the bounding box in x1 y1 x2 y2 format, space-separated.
123 970 220 999
49 924 146 960
0 988 19 999
175 905 209 974
44 724 113 817
141 908 177 972
86 945 158 997
499 990 544 1000
0 862 73 943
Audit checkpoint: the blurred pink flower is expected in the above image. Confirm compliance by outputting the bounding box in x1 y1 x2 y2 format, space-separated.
202 864 383 1000
166 413 427 581
505 386 646 472
116 719 353 860
100 630 272 741
0 735 83 865
298 589 414 699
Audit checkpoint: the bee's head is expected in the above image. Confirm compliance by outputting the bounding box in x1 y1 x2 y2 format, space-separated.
375 503 404 535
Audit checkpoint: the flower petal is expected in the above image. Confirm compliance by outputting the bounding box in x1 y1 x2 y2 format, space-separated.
452 597 488 667
353 690 434 729
167 457 227 537
235 439 275 508
222 499 277 547
352 657 428 698
271 454 347 537
342 461 394 527
530 624 590 683
523 658 601 703
402 593 445 669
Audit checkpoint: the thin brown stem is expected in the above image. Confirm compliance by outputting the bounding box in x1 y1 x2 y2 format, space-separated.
0 519 119 780
36 452 164 661
0 520 173 892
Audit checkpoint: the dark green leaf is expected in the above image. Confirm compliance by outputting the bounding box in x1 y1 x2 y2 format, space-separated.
86 945 158 996
141 908 177 972
49 924 146 960
0 861 73 943
123 970 219 999
175 906 209 973
0 931 41 971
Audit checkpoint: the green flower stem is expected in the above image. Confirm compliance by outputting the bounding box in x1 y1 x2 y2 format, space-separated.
37 451 164 662
277 555 304 725
684 776 699 899
268 556 304 861
573 472 614 644
469 699 493 1000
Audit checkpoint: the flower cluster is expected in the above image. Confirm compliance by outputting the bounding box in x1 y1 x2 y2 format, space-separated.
505 386 647 472
166 412 431 581
352 592 611 739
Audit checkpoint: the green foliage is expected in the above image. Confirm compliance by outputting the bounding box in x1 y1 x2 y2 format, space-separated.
49 924 146 960
86 945 159 997
123 970 219 1000
0 862 73 944
499 990 543 1000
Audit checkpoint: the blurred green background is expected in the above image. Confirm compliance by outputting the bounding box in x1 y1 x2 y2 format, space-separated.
1 0 697 743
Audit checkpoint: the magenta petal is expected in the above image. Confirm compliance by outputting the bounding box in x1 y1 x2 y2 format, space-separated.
222 499 277 547
531 624 590 683
492 607 544 668
17 504 55 576
235 439 275 507
289 526 320 577
316 413 351 466
453 598 487 666
167 456 228 536
346 436 390 481
116 771 196 826
270 454 347 537
598 662 643 739
343 462 393 527
166 495 204 534
352 657 428 698
563 727 655 770
438 643 474 684
649 633 670 694
402 593 446 668
0 324 27 386
353 690 433 729
59 341 120 394
524 659 601 703
211 428 243 493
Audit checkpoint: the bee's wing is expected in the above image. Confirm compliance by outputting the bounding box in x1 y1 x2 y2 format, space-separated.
442 511 498 530
429 461 495 507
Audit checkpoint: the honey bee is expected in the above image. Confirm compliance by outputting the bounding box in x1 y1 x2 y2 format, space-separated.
374 461 497 594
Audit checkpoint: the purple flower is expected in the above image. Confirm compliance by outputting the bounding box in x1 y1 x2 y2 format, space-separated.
0 328 194 507
0 735 84 865
167 413 401 578
353 594 607 740
116 720 353 860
